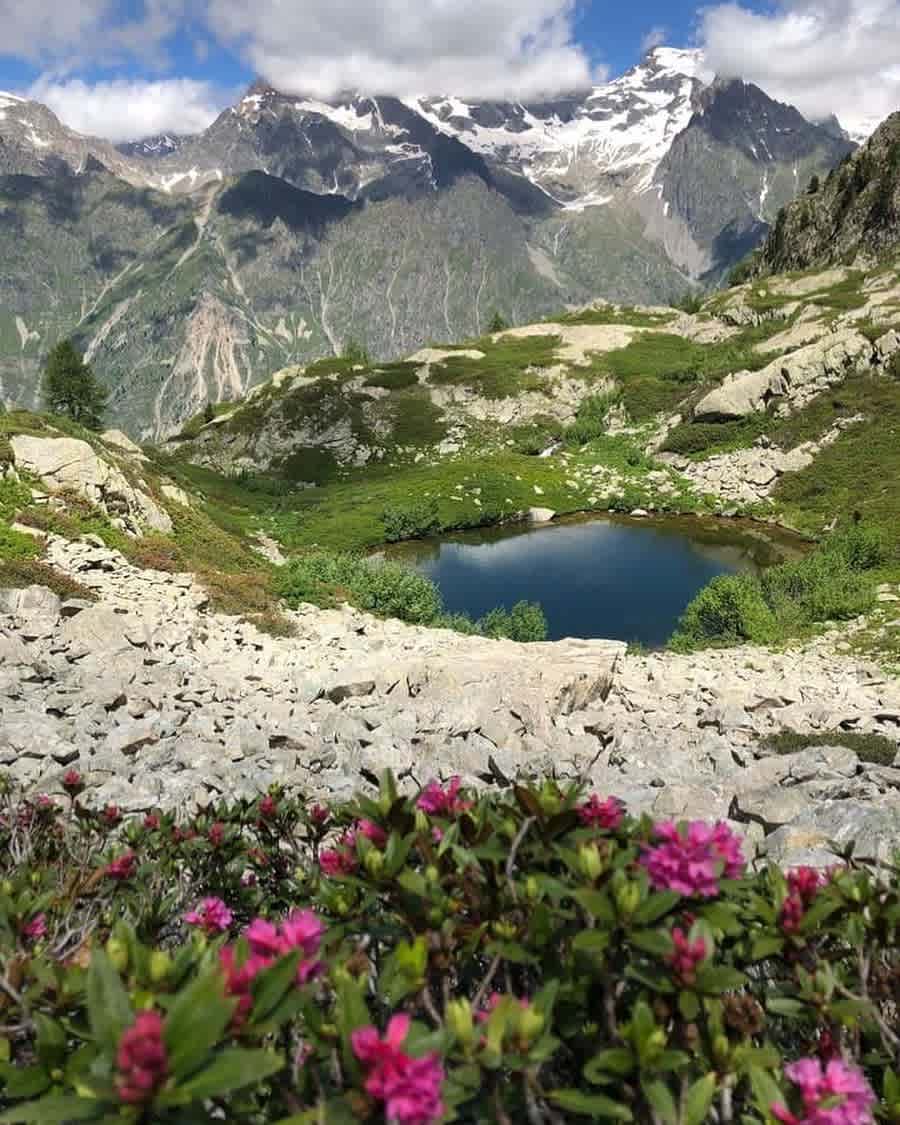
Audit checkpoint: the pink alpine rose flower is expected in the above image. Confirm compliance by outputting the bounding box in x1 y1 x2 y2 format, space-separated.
577 794 624 830
105 851 137 881
319 846 357 877
666 927 707 986
353 1014 445 1125
417 777 473 817
115 1011 169 1105
356 819 388 848
185 897 233 935
773 1058 875 1125
22 913 47 942
641 820 745 898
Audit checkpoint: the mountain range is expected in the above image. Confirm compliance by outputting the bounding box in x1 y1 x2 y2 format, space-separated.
0 49 856 438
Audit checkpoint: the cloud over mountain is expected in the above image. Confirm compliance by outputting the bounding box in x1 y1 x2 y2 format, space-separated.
28 77 225 142
205 0 595 99
700 0 900 138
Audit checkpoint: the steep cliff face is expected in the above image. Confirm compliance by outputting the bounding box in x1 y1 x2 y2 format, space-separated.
654 80 855 281
753 112 900 276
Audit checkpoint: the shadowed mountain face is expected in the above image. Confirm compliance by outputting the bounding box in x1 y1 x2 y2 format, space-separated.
0 55 856 437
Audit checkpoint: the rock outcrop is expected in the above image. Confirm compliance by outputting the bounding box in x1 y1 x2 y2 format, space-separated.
2 535 899 868
10 435 173 536
693 329 873 420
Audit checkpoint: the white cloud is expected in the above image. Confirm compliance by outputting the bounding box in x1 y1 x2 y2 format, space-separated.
700 0 900 139
28 76 224 141
640 26 668 55
0 0 188 71
206 0 593 99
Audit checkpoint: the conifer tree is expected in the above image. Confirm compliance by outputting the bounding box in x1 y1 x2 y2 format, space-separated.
42 340 107 430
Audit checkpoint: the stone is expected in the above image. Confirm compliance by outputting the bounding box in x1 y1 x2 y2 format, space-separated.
10 434 173 536
528 507 556 523
61 606 133 654
693 329 872 420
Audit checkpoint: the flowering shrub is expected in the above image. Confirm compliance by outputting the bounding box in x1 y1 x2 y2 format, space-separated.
1 771 899 1123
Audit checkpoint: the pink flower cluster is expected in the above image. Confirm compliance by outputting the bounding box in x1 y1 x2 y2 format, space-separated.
641 820 746 898
319 819 388 876
22 913 47 942
666 927 707 986
416 777 473 818
577 794 624 831
773 1058 875 1125
781 867 827 935
185 897 234 935
105 852 137 881
115 1010 169 1105
220 909 326 1023
352 1014 445 1125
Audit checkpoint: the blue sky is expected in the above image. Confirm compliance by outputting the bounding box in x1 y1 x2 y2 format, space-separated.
1 0 898 141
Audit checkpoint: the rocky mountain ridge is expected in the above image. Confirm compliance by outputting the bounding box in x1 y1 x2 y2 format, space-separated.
0 54 854 437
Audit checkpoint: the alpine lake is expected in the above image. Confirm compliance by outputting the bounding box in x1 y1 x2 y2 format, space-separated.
388 514 808 648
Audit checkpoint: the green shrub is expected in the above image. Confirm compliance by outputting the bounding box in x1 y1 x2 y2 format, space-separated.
477 600 548 642
364 364 421 390
672 524 883 650
760 729 898 765
381 498 442 543
661 418 766 458
277 551 442 625
0 523 41 562
3 772 900 1124
277 550 548 639
563 392 619 447
671 573 777 649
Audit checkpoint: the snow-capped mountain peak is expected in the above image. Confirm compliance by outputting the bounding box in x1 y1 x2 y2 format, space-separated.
410 46 708 206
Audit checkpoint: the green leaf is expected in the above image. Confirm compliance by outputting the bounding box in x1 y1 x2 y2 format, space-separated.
250 952 302 1025
33 1017 66 1069
678 991 700 1021
641 1079 677 1125
694 965 748 995
684 1073 717 1125
335 976 370 1077
697 902 741 935
164 970 236 1081
0 1067 51 1100
383 832 414 878
174 1048 283 1100
574 890 616 923
573 931 610 960
550 1089 633 1120
484 940 538 965
0 1096 103 1123
748 1065 785 1116
85 951 132 1054
633 891 681 925
750 935 784 962
584 1049 634 1083
629 930 673 958
766 997 807 1019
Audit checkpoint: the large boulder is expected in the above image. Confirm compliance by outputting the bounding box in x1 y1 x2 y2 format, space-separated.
10 434 172 536
693 329 872 420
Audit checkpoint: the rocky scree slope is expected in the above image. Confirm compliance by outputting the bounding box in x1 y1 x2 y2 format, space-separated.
0 53 851 437
3 533 900 871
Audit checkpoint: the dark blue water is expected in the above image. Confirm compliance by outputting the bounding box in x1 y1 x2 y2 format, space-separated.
392 516 792 647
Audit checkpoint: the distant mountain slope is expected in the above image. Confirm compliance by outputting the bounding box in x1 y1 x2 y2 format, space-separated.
753 112 900 276
0 54 856 437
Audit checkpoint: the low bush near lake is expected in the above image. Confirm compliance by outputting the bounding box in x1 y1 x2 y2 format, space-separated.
1 772 899 1123
671 523 883 651
275 550 547 641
